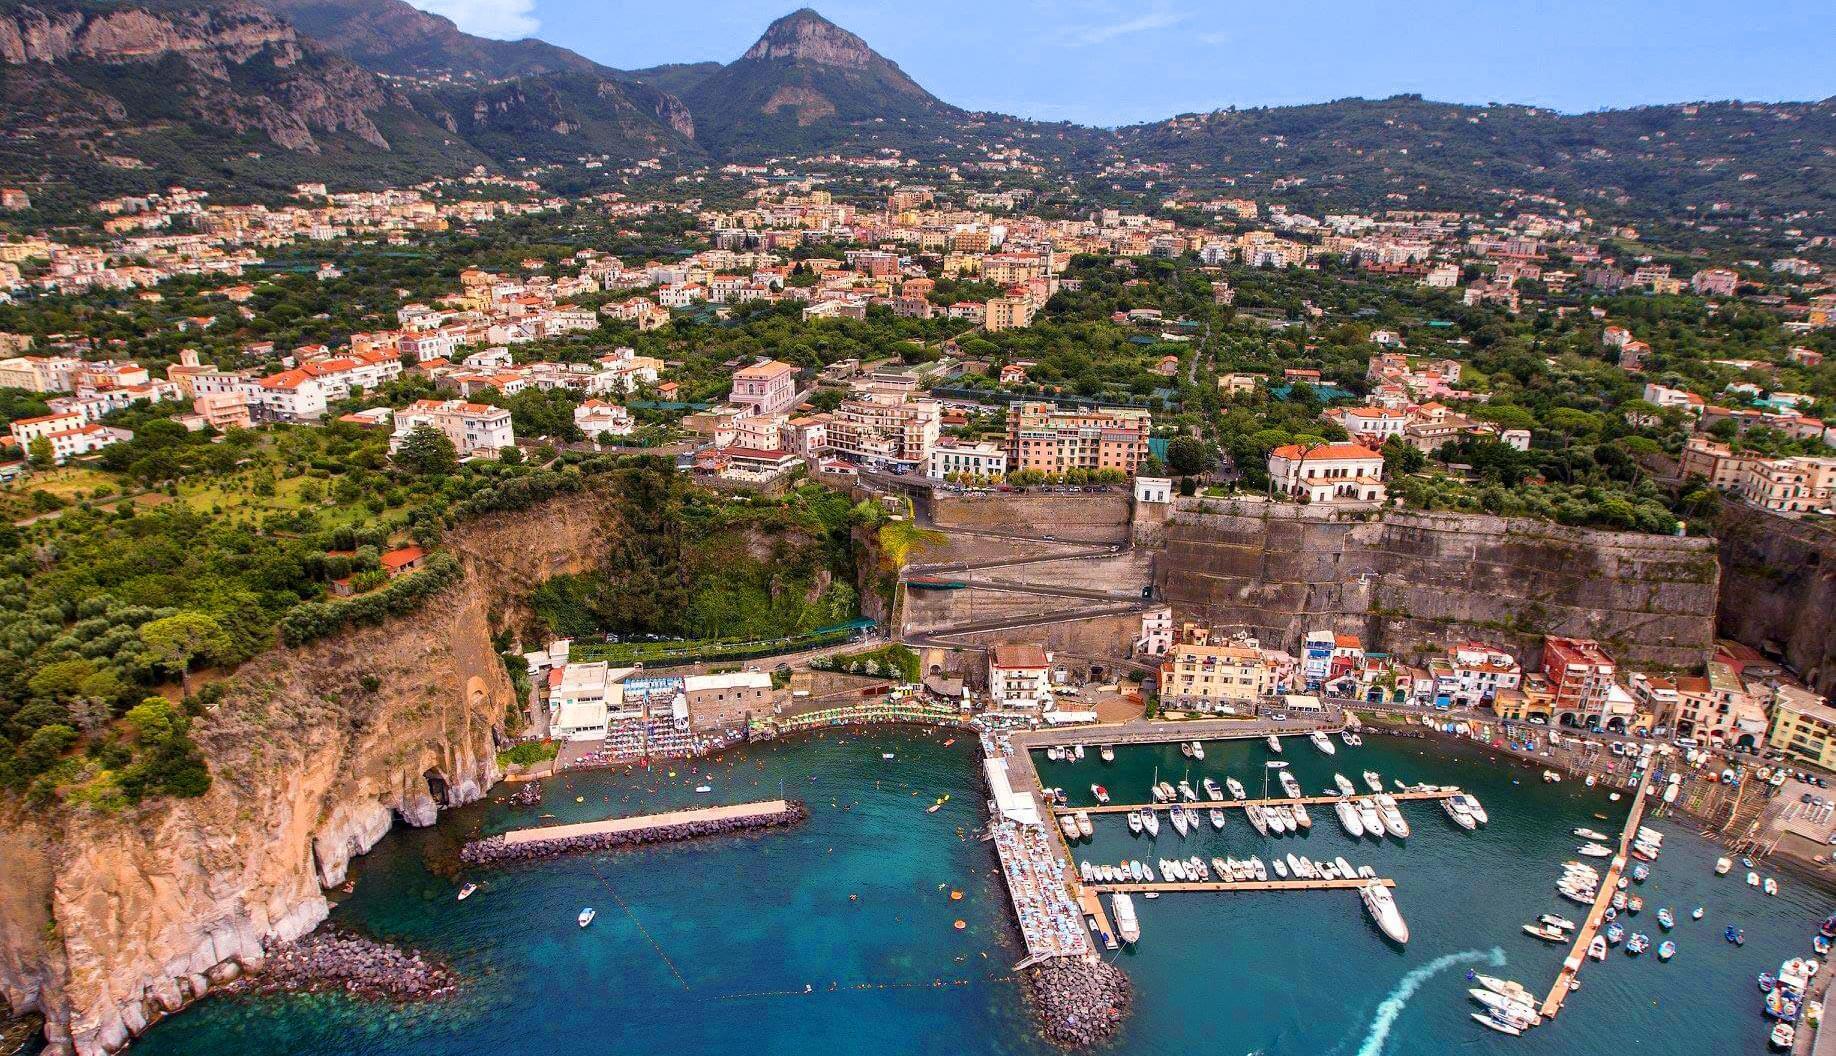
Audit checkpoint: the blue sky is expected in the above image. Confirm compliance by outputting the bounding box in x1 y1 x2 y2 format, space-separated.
406 0 1836 126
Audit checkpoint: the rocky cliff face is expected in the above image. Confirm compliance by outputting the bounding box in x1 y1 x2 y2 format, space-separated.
0 0 405 152
1717 508 1836 695
1160 498 1721 669
0 491 619 1056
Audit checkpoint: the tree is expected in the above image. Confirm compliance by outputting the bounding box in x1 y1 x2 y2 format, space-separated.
27 436 54 470
394 425 457 476
139 612 231 693
1165 436 1215 476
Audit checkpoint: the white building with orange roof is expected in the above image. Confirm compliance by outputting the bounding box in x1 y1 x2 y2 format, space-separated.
390 399 514 458
1266 443 1387 503
1323 405 1409 443
574 400 634 441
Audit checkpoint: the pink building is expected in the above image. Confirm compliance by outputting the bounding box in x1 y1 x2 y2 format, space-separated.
730 359 799 416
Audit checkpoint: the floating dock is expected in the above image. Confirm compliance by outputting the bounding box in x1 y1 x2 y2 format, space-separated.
1088 877 1394 893
1052 788 1462 814
1540 770 1654 1019
499 799 791 845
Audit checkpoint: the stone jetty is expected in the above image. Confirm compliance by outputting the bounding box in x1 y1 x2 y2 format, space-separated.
460 799 809 866
1023 958 1132 1049
238 930 459 1002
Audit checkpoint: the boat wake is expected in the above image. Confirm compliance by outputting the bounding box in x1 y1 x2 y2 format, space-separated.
1353 947 1506 1056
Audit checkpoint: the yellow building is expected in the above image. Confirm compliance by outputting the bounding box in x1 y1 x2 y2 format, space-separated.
985 296 1035 332
1766 686 1836 769
1160 643 1271 712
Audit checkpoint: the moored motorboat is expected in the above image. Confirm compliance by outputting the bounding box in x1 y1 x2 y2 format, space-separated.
1472 975 1535 1004
1177 779 1198 802
1170 808 1191 838
1250 856 1267 881
1142 810 1160 837
1606 922 1625 946
1764 876 1780 896
1209 808 1227 831
1626 933 1650 956
1574 828 1610 841
1333 773 1357 796
1272 857 1289 879
1456 793 1488 825
1659 940 1676 961
1112 893 1140 944
1267 735 1282 753
578 907 596 928
1245 804 1268 837
1157 781 1176 802
1226 777 1247 801
457 882 478 901
1202 778 1223 801
1358 798 1385 838
1190 740 1205 760
1471 1011 1523 1037
1772 1023 1796 1050
1748 871 1763 888
1336 800 1366 838
1100 744 1114 763
1275 804 1298 832
1127 811 1144 836
1469 988 1542 1026
1278 770 1303 798
1589 936 1608 960
1291 802 1312 830
1363 770 1383 793
1540 913 1577 932
1362 881 1409 943
1376 795 1409 839
1309 730 1336 755
1716 856 1733 875
1061 815 1080 841
1091 784 1110 804
1443 796 1477 830
1076 811 1094 839
1579 842 1613 858
1658 907 1675 930
1523 922 1568 943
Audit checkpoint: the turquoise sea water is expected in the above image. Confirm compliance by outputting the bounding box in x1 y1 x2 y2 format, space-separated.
133 730 1832 1056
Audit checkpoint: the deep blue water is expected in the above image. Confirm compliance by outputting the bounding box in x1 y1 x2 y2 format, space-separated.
132 730 1832 1056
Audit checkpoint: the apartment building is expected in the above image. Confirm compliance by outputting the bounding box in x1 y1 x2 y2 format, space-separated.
1766 685 1836 769
1160 640 1272 712
985 296 1036 332
390 399 515 458
927 439 1008 480
1541 637 1616 718
823 390 941 468
988 643 1054 711
1006 402 1152 475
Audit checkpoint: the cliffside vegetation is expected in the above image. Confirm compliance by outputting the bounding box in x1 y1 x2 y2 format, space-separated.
529 473 867 644
0 398 668 804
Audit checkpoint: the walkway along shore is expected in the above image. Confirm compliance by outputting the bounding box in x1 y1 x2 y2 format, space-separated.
461 799 809 865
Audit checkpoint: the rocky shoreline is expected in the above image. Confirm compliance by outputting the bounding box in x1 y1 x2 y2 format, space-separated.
229 930 460 1002
1023 958 1132 1049
458 800 810 866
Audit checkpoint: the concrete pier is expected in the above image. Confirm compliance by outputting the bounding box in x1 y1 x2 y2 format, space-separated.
1088 877 1395 893
1052 788 1462 814
1541 770 1654 1019
500 800 791 845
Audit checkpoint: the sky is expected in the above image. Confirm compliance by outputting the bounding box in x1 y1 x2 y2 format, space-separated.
404 0 1836 127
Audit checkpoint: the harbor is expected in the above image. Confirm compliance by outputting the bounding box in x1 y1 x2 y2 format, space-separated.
1051 787 1465 814
131 729 1836 1056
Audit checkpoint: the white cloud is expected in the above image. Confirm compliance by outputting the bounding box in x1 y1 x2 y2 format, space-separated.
407 0 540 40
1065 7 1185 46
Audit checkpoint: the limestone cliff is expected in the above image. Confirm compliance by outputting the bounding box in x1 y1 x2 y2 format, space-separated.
0 490 619 1056
1160 497 1721 669
1717 507 1836 695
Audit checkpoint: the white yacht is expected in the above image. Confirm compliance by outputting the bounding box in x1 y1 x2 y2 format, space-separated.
1100 745 1115 763
1245 804 1269 837
1309 730 1337 755
1190 740 1206 760
1209 808 1227 831
1157 781 1176 803
1075 811 1094 839
1250 856 1268 882
1334 856 1355 879
1363 770 1383 793
1272 858 1289 879
1291 802 1312 830
1226 777 1247 801
1336 799 1366 838
1142 810 1160 837
1091 784 1111 804
1202 778 1223 801
1275 804 1298 832
1443 796 1478 830
1376 795 1409 839
1333 773 1357 797
1170 809 1191 838
1266 734 1282 753
577 907 597 928
1455 793 1488 825
1177 779 1198 802
1357 798 1385 838
1061 815 1081 840
1469 988 1542 1026
1278 770 1303 798
1127 811 1144 836
1112 894 1140 945
1577 842 1613 858
1129 861 1144 882
1264 806 1286 835
1079 861 1094 883
1361 882 1409 943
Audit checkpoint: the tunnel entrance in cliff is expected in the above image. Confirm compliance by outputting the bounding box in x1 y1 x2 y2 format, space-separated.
424 768 450 807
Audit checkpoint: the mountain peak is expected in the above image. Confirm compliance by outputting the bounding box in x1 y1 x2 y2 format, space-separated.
743 8 874 70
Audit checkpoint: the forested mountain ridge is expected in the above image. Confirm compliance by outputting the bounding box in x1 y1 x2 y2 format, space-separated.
1 0 1832 228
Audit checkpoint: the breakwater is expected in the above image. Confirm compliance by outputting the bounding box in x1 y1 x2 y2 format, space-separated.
1023 960 1132 1048
460 799 809 865
231 930 459 1003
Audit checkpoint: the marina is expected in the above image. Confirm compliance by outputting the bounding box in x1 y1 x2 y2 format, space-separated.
1086 877 1397 893
1541 769 1656 1019
130 729 1836 1056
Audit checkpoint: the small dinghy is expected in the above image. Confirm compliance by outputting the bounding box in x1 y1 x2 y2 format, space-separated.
1658 940 1677 962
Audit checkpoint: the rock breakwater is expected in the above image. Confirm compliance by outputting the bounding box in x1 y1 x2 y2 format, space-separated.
234 930 459 1002
1023 958 1131 1048
459 800 810 866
